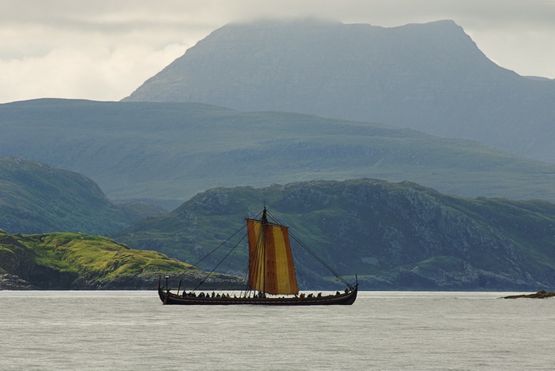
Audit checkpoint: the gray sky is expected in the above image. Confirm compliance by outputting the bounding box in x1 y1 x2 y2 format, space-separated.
1 0 554 103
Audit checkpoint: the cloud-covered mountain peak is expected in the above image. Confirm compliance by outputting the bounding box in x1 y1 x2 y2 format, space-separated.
125 19 555 163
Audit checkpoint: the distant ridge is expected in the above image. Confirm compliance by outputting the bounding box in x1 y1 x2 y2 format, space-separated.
0 157 124 234
0 157 158 234
125 19 555 163
119 178 555 290
1 99 554 202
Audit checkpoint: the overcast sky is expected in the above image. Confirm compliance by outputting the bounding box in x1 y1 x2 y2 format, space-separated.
1 0 554 103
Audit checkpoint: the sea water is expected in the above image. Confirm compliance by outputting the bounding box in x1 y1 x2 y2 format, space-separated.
0 291 553 370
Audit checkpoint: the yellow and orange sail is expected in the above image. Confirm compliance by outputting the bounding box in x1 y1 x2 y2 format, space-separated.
246 217 299 295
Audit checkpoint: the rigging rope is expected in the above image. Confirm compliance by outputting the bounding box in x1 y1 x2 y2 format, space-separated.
188 208 351 294
190 223 246 267
266 210 351 287
190 210 262 295
193 232 247 291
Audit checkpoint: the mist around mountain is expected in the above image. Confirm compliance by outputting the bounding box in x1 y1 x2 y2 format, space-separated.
0 229 240 289
119 179 555 291
4 20 555 292
1 99 554 204
125 19 555 163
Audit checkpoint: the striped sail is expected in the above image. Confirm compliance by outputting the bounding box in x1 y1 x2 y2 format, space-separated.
246 218 299 295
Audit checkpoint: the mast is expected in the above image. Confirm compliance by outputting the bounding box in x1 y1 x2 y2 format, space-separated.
262 206 267 294
261 206 268 223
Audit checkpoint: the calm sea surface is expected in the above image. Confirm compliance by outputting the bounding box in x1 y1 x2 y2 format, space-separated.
0 291 554 370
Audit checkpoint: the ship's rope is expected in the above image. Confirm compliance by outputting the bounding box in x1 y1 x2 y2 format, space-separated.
193 232 247 291
190 209 264 268
266 210 351 288
189 209 264 295
190 223 246 268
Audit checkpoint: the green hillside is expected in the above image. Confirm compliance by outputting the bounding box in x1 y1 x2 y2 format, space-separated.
119 179 555 290
0 157 128 234
0 230 239 289
0 99 554 202
0 157 163 234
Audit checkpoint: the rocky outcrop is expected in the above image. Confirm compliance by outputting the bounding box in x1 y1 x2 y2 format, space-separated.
503 290 555 299
0 273 34 290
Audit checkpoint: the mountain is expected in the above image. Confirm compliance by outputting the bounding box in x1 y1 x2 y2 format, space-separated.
118 179 555 290
0 229 239 289
0 157 146 234
1 99 554 203
125 19 555 163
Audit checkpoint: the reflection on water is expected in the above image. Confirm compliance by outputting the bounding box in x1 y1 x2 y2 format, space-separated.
0 291 554 370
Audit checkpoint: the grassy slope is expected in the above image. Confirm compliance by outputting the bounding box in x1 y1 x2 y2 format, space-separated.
118 179 555 290
0 157 166 234
0 157 130 234
0 99 553 202
0 230 239 289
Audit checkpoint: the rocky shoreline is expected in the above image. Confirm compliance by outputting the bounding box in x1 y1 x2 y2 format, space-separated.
0 230 244 291
503 290 555 299
0 272 243 291
0 273 34 290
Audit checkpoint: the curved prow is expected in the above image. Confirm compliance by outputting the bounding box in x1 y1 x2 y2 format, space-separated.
158 275 170 305
347 285 358 305
157 276 168 304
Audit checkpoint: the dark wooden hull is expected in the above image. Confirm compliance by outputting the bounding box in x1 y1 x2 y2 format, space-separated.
158 288 358 305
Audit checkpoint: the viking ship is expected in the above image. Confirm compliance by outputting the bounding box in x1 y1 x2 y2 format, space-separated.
158 207 358 305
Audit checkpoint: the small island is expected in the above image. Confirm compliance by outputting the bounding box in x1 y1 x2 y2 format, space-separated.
503 290 555 299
